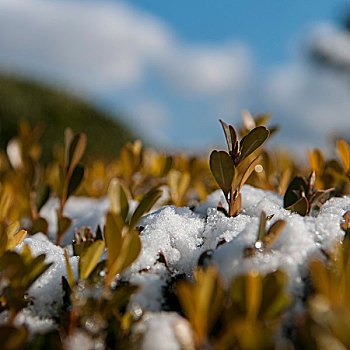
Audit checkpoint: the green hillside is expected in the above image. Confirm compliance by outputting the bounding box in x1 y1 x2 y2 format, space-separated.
0 73 135 162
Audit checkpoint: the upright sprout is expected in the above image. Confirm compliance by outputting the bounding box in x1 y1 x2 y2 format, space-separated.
210 119 270 217
244 211 286 257
56 128 87 245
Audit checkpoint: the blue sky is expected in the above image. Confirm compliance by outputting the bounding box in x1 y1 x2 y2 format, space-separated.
1 0 350 154
127 0 348 66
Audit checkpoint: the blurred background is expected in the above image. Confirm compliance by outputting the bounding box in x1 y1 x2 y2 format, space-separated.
1 0 350 157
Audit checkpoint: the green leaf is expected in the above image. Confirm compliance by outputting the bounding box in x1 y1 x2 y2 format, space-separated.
64 128 74 168
257 211 267 241
177 266 225 344
286 196 309 216
64 248 75 288
209 150 235 199
176 172 191 200
108 178 129 221
6 221 20 239
283 176 308 209
6 228 27 251
88 260 106 284
0 250 22 272
230 274 246 309
67 165 84 198
239 126 270 162
337 139 350 171
116 230 141 273
237 156 261 194
163 156 174 176
260 270 290 321
72 241 92 257
26 156 36 188
108 284 139 311
57 214 72 242
120 147 135 175
309 188 334 208
246 270 262 322
79 240 105 280
105 212 122 266
219 119 237 154
106 229 141 286
129 188 162 228
168 170 190 206
31 217 48 235
35 184 51 213
308 149 325 173
326 159 349 182
68 133 87 172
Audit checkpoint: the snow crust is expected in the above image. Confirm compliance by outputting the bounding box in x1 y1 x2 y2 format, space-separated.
3 185 350 348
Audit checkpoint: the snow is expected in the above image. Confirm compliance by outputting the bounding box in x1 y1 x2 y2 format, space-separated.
1 233 79 332
128 264 169 311
135 206 205 275
41 196 110 246
14 233 78 317
64 330 97 350
3 185 350 347
137 312 192 350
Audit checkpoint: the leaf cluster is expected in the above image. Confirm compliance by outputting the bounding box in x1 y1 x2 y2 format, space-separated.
0 113 350 349
283 171 333 216
210 119 270 216
55 128 87 245
6 120 51 234
104 179 161 287
292 228 350 349
58 279 141 350
177 266 290 349
0 245 51 322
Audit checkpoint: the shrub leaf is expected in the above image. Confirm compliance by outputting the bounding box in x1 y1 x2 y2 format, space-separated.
79 240 105 280
337 139 350 171
239 126 269 161
210 150 235 199
129 188 162 228
283 176 308 209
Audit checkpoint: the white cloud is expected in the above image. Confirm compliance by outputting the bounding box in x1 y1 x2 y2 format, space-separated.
0 0 172 91
264 24 350 151
162 43 252 96
309 23 350 69
0 0 252 96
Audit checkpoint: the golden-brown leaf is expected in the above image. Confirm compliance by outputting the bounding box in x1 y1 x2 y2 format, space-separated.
337 139 350 172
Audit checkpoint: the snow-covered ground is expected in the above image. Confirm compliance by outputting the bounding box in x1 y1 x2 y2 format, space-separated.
4 185 350 349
